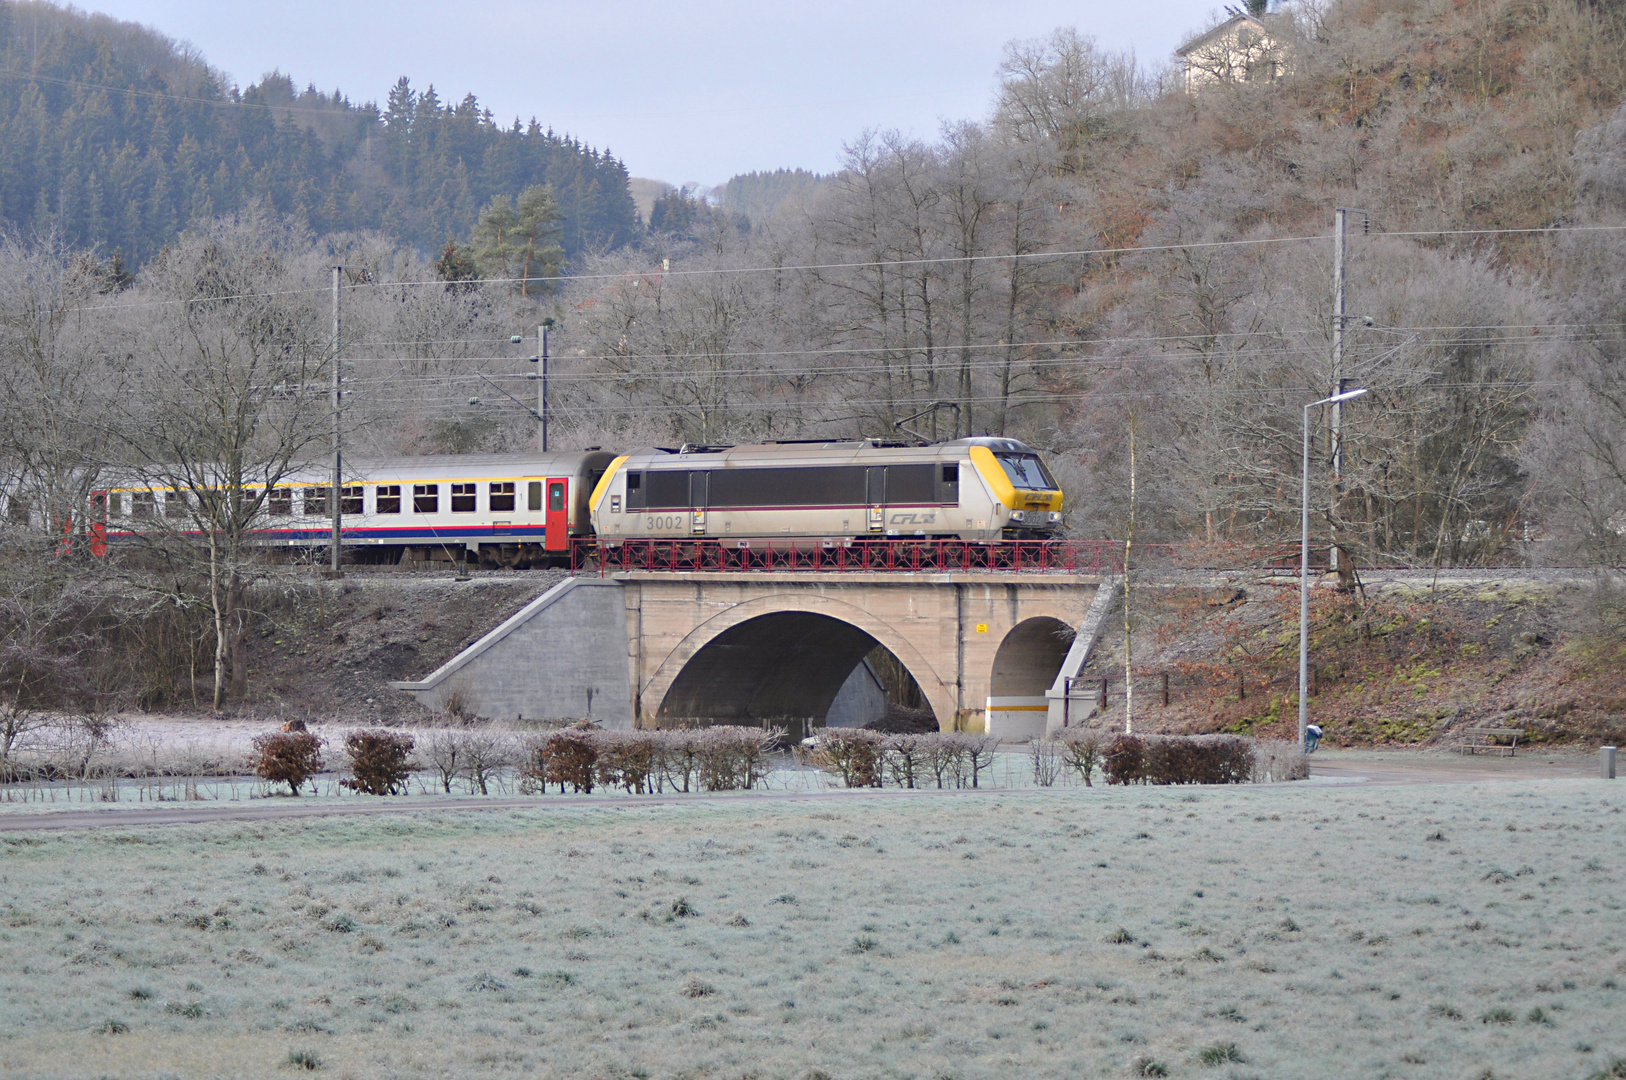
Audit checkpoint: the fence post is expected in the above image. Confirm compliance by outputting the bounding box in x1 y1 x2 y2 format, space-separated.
1099 678 1108 711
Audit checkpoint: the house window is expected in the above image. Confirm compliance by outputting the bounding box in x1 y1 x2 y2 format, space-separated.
450 483 477 513
341 486 364 515
413 484 439 513
267 487 293 516
376 485 401 514
489 482 516 512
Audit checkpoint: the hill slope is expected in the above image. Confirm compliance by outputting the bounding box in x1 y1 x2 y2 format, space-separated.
0 1 638 262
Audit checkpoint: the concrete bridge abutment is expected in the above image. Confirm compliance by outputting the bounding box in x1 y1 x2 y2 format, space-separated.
395 571 1107 737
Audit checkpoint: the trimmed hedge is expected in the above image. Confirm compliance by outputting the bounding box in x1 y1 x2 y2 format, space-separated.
811 729 999 789
520 726 783 794
338 729 415 795
1101 734 1254 785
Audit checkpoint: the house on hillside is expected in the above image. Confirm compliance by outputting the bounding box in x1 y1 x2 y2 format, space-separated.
1176 11 1291 93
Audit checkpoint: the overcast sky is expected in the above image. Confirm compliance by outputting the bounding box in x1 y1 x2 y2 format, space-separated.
76 1 1221 187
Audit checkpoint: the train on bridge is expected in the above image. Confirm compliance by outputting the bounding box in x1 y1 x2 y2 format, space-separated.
89 437 1066 569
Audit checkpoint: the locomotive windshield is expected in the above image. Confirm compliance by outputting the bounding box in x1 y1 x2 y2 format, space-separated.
996 452 1056 490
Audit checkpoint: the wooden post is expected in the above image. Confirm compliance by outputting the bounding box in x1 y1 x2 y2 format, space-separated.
1099 678 1109 711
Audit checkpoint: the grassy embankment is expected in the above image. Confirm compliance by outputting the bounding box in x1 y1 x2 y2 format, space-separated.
1080 575 1626 748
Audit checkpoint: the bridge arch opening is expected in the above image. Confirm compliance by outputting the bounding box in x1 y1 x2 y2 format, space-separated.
655 611 935 739
987 616 1076 738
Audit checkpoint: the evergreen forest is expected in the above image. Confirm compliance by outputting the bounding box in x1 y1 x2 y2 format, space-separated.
0 1 638 264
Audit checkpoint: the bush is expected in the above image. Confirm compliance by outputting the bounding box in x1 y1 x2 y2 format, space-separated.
1057 728 1106 786
338 730 415 795
694 726 781 791
1103 734 1255 785
595 731 659 793
523 730 598 793
248 731 323 795
811 729 884 787
1251 739 1309 783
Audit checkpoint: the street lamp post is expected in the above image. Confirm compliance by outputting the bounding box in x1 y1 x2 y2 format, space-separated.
1301 387 1367 749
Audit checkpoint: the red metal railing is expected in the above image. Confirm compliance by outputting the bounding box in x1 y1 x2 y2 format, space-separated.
571 538 1165 575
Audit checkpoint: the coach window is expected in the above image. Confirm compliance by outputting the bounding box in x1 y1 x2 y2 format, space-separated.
305 488 328 516
548 481 566 512
268 487 294 516
375 485 401 514
162 491 187 518
450 483 477 512
413 484 439 513
341 486 364 515
490 482 516 512
130 492 154 518
527 481 542 511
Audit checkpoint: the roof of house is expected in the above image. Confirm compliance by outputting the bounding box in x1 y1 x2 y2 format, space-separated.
1175 12 1276 57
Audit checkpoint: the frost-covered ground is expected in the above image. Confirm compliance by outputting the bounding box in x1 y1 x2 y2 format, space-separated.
0 778 1621 1080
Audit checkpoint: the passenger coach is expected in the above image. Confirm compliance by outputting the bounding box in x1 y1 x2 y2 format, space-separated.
103 451 615 567
589 437 1064 546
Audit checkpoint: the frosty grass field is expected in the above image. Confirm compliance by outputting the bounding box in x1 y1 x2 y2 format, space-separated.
0 774 1622 1080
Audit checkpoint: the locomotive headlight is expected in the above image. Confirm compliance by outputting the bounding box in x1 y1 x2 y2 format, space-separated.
1008 510 1025 523
1048 511 1063 524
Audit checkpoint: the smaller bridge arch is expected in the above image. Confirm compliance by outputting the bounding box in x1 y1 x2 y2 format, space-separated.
987 616 1076 739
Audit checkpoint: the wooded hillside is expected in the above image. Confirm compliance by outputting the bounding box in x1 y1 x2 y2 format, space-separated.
0 1 638 262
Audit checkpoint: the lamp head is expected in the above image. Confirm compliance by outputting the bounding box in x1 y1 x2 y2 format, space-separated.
1330 387 1367 404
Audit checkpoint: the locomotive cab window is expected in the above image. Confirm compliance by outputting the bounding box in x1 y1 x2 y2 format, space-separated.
624 471 644 510
996 453 1057 490
413 484 438 513
939 463 960 503
489 482 516 512
450 483 477 512
375 485 401 514
527 481 542 511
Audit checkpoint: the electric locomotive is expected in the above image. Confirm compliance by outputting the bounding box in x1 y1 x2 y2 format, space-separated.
588 437 1064 546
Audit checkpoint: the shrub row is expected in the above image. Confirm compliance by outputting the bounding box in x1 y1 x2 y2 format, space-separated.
521 727 782 794
249 725 786 796
1100 733 1255 785
246 726 1308 795
1033 731 1306 786
809 729 1001 789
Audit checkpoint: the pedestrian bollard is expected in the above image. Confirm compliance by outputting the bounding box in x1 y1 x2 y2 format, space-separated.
1603 746 1617 780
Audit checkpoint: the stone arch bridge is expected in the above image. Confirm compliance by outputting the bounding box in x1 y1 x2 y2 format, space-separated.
393 572 1119 738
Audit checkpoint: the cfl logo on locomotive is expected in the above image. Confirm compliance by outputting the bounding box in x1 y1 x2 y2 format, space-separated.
889 512 936 526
